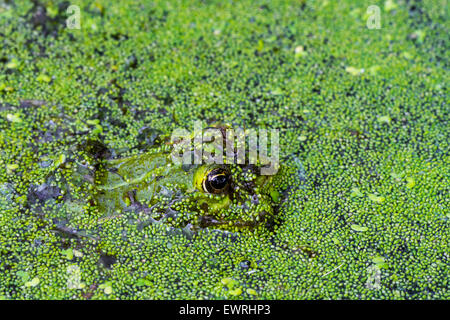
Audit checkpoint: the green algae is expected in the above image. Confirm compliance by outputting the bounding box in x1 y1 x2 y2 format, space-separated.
0 0 448 300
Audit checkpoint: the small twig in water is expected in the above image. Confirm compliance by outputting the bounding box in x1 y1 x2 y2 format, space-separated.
322 262 345 277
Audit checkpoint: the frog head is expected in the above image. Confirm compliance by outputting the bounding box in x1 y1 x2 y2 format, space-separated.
169 162 281 231
94 147 284 232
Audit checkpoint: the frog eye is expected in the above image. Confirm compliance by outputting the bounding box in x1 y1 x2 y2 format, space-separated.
203 168 231 194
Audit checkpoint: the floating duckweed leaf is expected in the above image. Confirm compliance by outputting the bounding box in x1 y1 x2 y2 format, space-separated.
86 119 103 135
73 249 83 258
99 282 113 294
372 256 385 264
46 5 58 18
6 113 21 123
6 59 18 69
37 74 51 83
377 115 391 123
92 126 103 135
228 287 242 296
294 45 308 58
405 177 416 189
136 278 153 286
6 164 19 174
36 74 52 83
435 260 445 267
246 288 258 295
266 36 277 43
86 120 98 125
16 271 30 283
0 0 446 301
331 237 340 245
391 172 404 180
104 286 112 295
351 8 362 18
62 248 74 260
16 195 27 205
412 30 426 43
368 65 381 75
25 277 40 287
270 189 280 203
351 224 368 232
384 0 398 12
221 277 238 289
351 187 364 197
368 194 385 203
372 256 388 269
270 87 284 95
402 52 413 60
256 39 264 52
345 66 364 76
54 154 66 168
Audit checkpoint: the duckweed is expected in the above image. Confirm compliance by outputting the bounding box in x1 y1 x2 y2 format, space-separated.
0 0 448 300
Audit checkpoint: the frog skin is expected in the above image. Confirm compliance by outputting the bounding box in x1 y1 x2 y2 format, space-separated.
91 138 283 232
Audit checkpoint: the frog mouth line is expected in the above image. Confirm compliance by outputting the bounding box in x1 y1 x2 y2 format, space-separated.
197 214 265 229
120 195 270 230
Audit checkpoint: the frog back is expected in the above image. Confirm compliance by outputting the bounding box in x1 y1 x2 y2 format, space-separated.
94 150 193 215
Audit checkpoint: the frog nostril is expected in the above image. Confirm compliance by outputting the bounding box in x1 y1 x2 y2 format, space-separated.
200 202 209 212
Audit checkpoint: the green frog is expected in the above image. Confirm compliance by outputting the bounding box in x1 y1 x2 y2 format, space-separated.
37 127 297 233
92 140 283 232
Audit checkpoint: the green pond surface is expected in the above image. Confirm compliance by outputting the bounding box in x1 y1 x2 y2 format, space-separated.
0 0 448 299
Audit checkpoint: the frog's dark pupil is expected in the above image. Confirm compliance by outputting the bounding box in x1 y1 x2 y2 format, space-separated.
205 168 230 193
211 175 227 189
